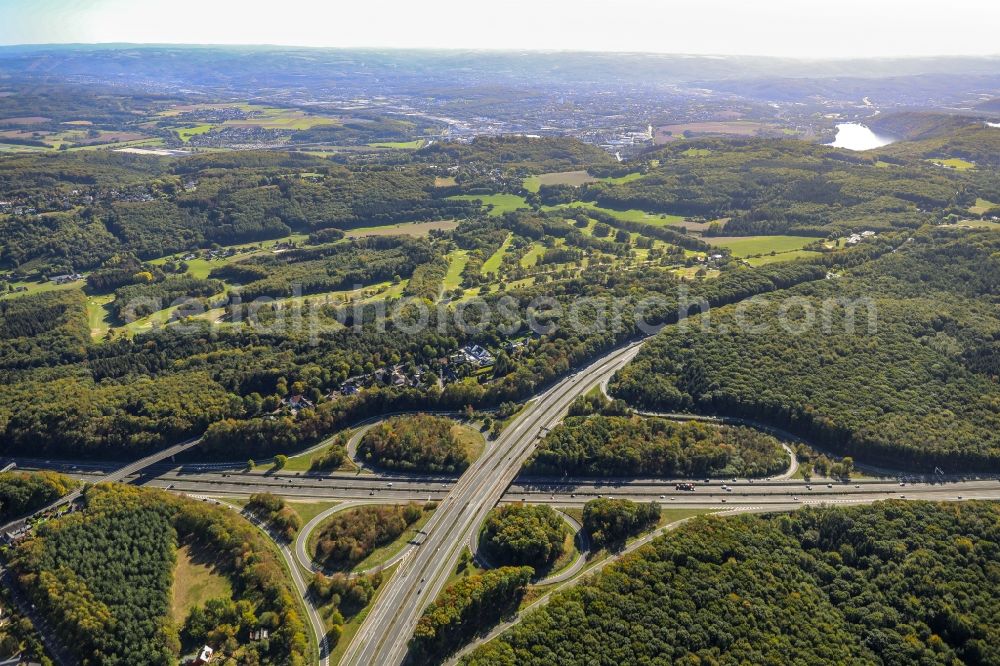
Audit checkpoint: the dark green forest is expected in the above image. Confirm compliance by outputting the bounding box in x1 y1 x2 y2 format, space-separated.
312 503 425 570
480 504 568 572
9 484 310 665
582 498 661 549
357 415 472 473
525 415 788 478
463 501 1000 666
411 566 534 665
612 228 1000 470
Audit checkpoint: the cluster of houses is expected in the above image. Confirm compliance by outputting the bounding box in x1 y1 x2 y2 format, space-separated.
845 230 877 245
2 504 78 546
452 344 495 368
49 272 84 284
334 364 425 399
328 341 526 402
0 202 35 216
180 247 237 262
274 340 530 415
281 394 315 414
190 646 214 665
184 626 268 665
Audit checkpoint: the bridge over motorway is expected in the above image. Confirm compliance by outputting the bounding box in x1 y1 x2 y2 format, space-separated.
1 436 203 536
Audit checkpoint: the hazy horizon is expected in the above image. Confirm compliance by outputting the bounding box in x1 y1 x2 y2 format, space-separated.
2 0 999 59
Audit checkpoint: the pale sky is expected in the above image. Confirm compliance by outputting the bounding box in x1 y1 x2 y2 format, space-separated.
1 0 998 58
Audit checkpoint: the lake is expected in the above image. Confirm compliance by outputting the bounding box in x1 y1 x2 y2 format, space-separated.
827 123 895 151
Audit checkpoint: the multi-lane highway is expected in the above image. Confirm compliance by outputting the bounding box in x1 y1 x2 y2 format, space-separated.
0 435 203 535
7 334 1000 666
339 340 645 665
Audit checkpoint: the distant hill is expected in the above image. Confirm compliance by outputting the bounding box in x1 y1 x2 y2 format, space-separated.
877 121 1000 165
868 111 982 140
975 98 1000 113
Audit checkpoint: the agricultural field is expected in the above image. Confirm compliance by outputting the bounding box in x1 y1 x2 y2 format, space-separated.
525 170 645 192
654 120 770 144
523 170 598 192
344 219 458 238
447 193 530 216
543 200 687 227
160 102 343 131
0 127 150 150
368 139 426 149
706 234 817 257
969 198 997 215
928 157 975 170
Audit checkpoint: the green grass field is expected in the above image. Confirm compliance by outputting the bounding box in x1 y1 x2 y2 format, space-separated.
543 201 686 227
523 170 599 192
706 235 817 257
481 234 513 275
948 219 1000 230
448 194 529 216
970 198 998 215
85 293 114 339
286 500 340 526
344 219 457 238
170 542 233 624
367 139 425 149
0 277 83 300
453 423 486 463
443 250 470 291
520 241 546 268
928 158 975 170
601 171 645 184
744 249 824 266
176 124 216 142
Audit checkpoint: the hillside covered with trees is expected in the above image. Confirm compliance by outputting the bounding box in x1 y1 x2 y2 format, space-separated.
612 228 1000 471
